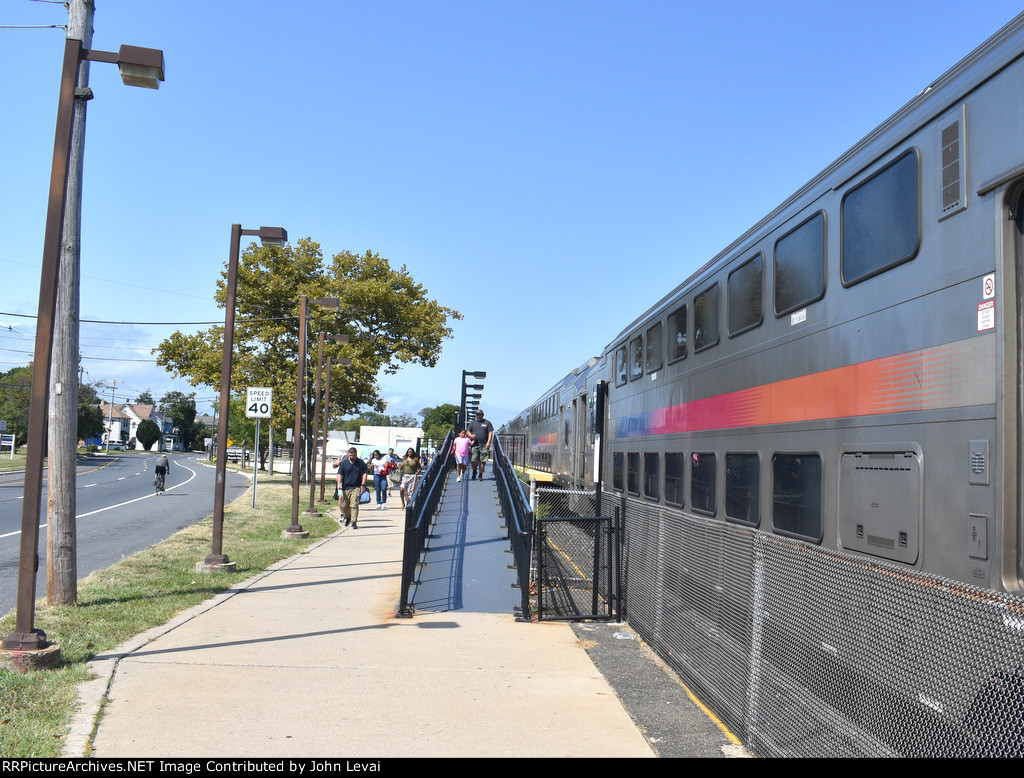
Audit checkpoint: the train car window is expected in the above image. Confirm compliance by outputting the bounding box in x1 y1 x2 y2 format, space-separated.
627 452 640 495
667 305 687 363
772 453 822 541
726 453 760 526
841 150 920 286
691 452 716 515
615 346 627 386
694 284 721 352
774 211 826 316
728 253 764 337
644 453 660 500
629 335 644 381
613 452 624 491
646 322 663 373
665 453 684 505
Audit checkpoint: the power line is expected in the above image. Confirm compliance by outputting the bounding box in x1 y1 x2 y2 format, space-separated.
0 310 299 326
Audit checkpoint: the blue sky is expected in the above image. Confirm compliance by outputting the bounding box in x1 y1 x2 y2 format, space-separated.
2 0 1022 427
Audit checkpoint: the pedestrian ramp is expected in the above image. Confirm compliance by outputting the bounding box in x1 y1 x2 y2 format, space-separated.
404 469 520 613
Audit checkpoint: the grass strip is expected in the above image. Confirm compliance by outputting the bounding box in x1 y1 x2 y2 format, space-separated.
0 474 338 757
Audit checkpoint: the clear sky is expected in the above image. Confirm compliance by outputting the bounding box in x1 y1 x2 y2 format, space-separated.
2 0 1022 427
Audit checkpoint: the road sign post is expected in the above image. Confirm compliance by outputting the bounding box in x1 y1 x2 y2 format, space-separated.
245 388 272 507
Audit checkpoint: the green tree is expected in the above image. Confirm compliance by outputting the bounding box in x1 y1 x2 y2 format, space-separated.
155 240 461 439
0 364 32 449
134 389 154 404
420 403 460 444
136 419 161 450
159 390 198 450
77 382 105 443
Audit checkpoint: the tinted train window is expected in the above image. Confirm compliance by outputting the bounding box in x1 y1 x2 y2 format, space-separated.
691 452 716 515
629 336 643 381
613 452 624 491
694 284 720 352
842 150 920 286
772 453 822 540
615 347 627 386
646 322 663 373
627 452 640 495
668 305 687 363
726 453 760 526
774 212 825 316
665 453 684 506
728 253 764 336
644 453 659 500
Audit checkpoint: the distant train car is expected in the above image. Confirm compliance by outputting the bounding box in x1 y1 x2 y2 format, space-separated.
507 14 1024 757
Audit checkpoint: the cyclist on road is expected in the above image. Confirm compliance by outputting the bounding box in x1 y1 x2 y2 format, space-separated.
154 453 170 492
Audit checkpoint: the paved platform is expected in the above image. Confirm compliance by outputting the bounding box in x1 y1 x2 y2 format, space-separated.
66 469 743 758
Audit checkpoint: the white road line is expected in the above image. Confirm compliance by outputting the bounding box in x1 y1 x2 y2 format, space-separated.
0 460 202 539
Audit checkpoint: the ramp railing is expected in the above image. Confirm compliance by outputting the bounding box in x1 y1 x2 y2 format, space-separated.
397 430 454 617
492 433 534 619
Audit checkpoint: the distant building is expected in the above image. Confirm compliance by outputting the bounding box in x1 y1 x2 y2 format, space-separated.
357 426 424 455
96 403 180 451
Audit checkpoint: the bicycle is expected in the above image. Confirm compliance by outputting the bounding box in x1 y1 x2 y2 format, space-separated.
154 467 166 494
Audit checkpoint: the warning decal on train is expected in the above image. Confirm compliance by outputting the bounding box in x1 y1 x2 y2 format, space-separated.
978 300 995 331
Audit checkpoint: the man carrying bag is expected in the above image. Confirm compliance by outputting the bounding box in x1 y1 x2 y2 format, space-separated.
334 447 369 529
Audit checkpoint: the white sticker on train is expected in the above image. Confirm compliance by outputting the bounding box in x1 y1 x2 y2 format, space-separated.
978 300 995 331
791 309 807 326
983 273 995 300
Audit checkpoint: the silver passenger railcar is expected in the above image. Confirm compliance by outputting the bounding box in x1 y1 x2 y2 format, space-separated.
508 14 1024 757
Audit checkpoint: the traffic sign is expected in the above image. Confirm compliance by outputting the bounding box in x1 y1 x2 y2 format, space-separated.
245 387 273 418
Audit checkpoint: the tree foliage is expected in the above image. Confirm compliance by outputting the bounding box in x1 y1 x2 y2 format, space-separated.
155 240 461 435
420 403 460 443
159 390 199 450
136 419 161 450
78 382 105 442
0 365 32 448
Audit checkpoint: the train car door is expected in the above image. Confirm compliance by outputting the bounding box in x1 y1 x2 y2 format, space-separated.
573 393 587 487
1012 186 1024 588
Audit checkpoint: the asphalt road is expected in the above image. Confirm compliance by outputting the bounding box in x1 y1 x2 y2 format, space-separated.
0 452 250 616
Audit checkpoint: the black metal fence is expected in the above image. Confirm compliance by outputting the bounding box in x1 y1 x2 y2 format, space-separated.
492 433 534 619
397 430 454 617
535 513 620 621
497 432 527 472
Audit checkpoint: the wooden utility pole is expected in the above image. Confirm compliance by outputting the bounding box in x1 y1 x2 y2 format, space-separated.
47 0 94 605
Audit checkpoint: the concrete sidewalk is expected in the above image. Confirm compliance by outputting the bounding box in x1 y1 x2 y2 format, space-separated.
65 494 658 758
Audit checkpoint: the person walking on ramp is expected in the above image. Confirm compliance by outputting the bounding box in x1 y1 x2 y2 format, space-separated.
334 447 368 529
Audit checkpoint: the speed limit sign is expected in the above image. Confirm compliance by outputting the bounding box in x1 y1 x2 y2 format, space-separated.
246 387 273 418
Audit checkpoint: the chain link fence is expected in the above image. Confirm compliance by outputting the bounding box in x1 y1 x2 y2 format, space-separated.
533 487 618 621
611 492 1024 757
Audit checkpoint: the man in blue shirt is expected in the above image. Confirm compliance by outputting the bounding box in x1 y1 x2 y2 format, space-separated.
335 447 368 528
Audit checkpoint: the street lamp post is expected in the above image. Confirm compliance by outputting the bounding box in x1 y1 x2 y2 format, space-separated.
202 224 287 573
286 296 339 537
1 36 164 660
309 335 349 509
460 371 486 431
318 356 333 505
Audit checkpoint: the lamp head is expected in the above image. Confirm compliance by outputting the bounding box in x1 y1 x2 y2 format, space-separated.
116 45 165 89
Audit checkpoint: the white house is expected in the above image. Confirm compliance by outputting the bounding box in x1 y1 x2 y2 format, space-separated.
99 403 180 451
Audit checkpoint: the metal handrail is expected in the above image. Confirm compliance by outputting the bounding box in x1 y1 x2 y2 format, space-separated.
492 433 534 619
397 430 455 617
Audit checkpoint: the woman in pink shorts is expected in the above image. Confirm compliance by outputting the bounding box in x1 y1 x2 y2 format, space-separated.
452 430 472 481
